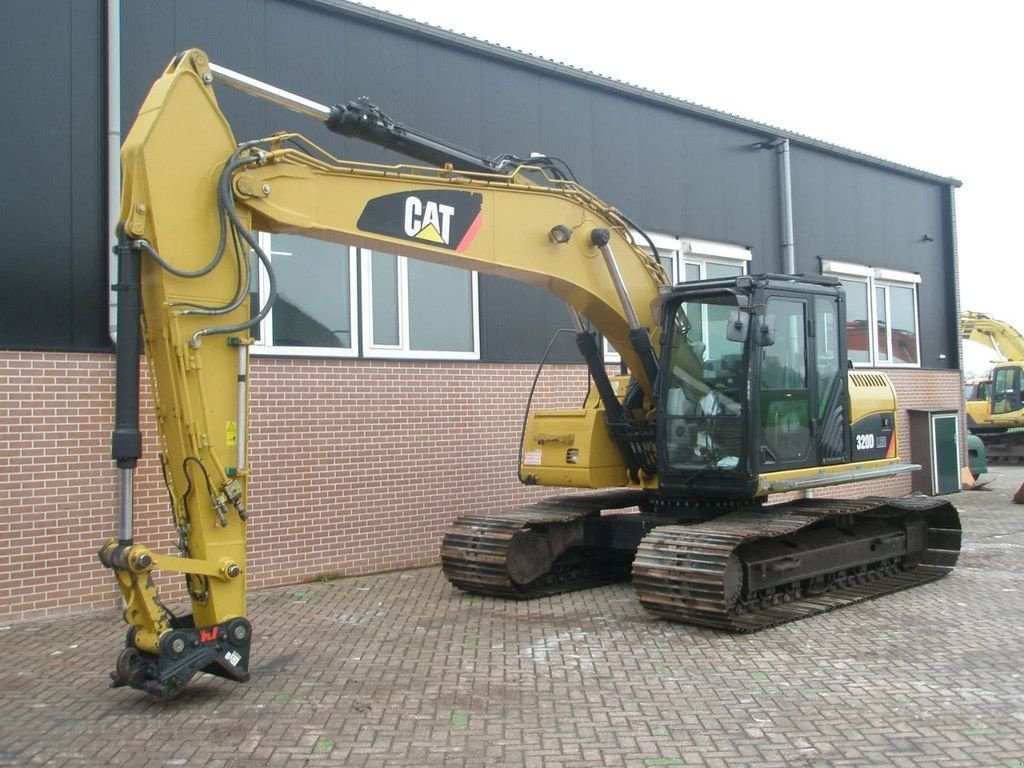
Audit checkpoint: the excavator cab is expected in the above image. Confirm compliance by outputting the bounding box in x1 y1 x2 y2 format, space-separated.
656 274 850 499
991 365 1024 417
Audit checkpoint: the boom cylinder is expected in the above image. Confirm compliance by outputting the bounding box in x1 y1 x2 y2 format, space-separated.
592 228 641 331
591 228 660 389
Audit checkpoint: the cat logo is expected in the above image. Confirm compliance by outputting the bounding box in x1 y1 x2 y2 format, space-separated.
357 190 483 252
404 196 455 245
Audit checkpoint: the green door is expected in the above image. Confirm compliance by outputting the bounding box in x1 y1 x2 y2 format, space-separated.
931 414 960 494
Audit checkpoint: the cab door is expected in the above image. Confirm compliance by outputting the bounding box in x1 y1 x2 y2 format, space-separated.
756 295 814 470
811 294 849 464
991 365 1023 421
755 291 849 472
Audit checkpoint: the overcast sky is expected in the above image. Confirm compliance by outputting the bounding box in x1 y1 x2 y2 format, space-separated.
358 0 1021 374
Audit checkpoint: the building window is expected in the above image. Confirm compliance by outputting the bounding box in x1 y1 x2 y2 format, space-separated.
605 235 750 361
821 259 921 367
360 249 479 359
250 233 358 357
249 234 479 360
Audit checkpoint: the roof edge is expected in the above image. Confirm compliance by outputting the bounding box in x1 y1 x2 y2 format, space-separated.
293 0 962 188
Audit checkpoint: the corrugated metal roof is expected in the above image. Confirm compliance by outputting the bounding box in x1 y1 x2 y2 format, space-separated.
296 0 961 187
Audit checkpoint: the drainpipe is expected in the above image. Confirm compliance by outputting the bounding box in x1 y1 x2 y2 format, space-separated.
754 137 796 273
777 139 795 274
107 0 121 342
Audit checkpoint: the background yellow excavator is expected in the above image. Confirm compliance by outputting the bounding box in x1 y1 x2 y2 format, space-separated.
101 49 961 698
960 310 1024 500
962 311 1024 437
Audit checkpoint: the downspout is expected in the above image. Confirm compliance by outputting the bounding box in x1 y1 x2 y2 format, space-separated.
946 186 961 370
946 185 967 464
778 139 795 274
107 0 121 342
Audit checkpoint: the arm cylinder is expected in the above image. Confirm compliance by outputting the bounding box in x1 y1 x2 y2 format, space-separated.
110 232 143 544
325 99 514 174
209 62 331 121
207 59 512 175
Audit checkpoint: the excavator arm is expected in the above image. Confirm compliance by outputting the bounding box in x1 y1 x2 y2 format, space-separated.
961 310 1024 361
100 49 667 696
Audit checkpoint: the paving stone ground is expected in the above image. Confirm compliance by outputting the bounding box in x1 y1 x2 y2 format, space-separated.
3 468 1024 768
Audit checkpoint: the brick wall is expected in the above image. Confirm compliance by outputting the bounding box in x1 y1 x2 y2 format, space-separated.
243 357 588 593
2 353 125 619
886 366 966 462
0 352 963 621
0 352 586 620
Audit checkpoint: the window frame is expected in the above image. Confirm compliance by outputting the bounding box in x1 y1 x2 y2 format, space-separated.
250 232 360 359
359 248 481 361
821 259 922 368
604 234 751 362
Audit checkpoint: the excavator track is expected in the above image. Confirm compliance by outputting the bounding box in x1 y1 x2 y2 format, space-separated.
633 496 962 632
442 493 961 632
441 490 646 598
976 429 1024 464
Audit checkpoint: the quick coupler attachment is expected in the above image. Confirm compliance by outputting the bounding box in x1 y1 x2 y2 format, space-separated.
111 616 252 699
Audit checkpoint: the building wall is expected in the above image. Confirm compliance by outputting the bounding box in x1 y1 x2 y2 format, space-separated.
792 149 959 368
0 350 963 621
0 0 960 370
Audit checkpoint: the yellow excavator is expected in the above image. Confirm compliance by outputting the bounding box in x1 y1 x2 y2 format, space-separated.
961 311 1024 439
960 311 1024 500
101 49 961 697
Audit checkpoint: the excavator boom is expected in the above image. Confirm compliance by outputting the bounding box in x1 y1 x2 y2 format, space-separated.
961 310 1024 361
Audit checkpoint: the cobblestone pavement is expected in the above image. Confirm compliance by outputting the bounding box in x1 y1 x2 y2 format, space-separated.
3 469 1024 768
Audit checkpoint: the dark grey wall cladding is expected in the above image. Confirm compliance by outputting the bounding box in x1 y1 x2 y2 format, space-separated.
123 0 277 142
479 278 580 363
791 148 957 367
0 0 106 350
1 0 957 368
